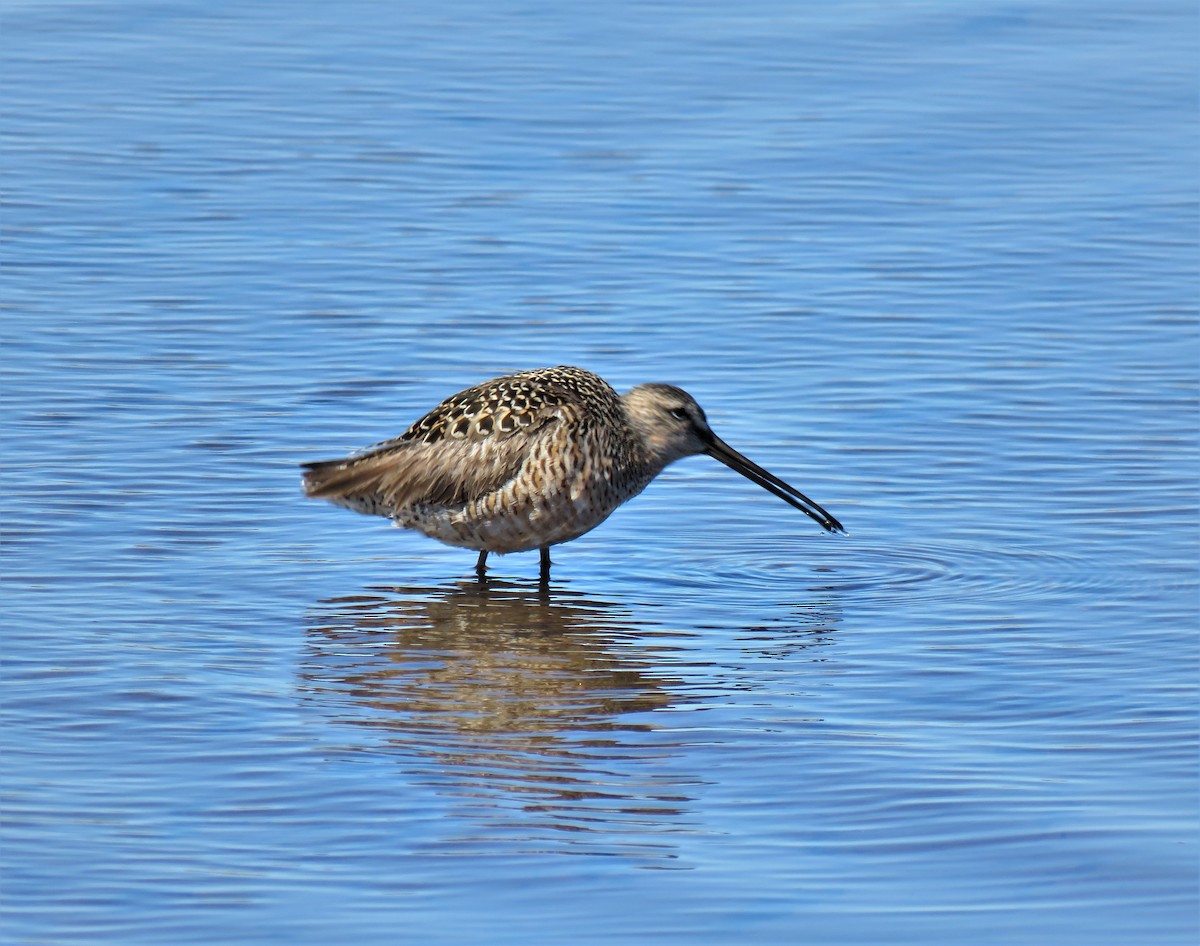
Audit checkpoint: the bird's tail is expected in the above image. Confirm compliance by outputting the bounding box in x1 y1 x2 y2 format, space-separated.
300 453 401 516
301 457 353 498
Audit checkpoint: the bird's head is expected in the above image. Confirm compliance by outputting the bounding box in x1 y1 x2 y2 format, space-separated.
621 381 845 534
621 383 713 470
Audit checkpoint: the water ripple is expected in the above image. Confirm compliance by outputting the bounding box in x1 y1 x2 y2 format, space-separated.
694 536 1117 606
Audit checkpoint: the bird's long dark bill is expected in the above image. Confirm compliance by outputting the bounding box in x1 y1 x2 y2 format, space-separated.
706 436 845 534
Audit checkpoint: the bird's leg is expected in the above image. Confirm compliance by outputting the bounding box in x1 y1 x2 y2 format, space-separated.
539 547 551 583
475 549 488 577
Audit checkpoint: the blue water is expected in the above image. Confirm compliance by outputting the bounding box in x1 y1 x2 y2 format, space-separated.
3 1 1197 944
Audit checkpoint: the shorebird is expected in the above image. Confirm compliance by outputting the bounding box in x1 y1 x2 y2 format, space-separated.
302 366 844 578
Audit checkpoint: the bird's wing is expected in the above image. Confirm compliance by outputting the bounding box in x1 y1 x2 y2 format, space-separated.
302 371 587 510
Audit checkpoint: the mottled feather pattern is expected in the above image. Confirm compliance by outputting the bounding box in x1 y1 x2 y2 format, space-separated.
301 367 628 521
401 373 584 444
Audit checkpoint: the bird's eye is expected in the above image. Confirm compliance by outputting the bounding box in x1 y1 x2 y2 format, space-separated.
668 407 688 421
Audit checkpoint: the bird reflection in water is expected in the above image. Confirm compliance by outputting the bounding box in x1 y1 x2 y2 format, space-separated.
301 578 701 862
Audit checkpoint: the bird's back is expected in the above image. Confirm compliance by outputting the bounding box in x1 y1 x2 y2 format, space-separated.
301 367 631 524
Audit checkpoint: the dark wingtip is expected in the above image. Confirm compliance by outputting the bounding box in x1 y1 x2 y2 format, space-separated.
299 458 351 498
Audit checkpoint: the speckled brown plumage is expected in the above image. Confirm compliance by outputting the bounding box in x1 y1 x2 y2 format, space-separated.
302 366 843 576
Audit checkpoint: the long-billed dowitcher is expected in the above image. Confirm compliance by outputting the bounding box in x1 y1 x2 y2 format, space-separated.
302 366 843 577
